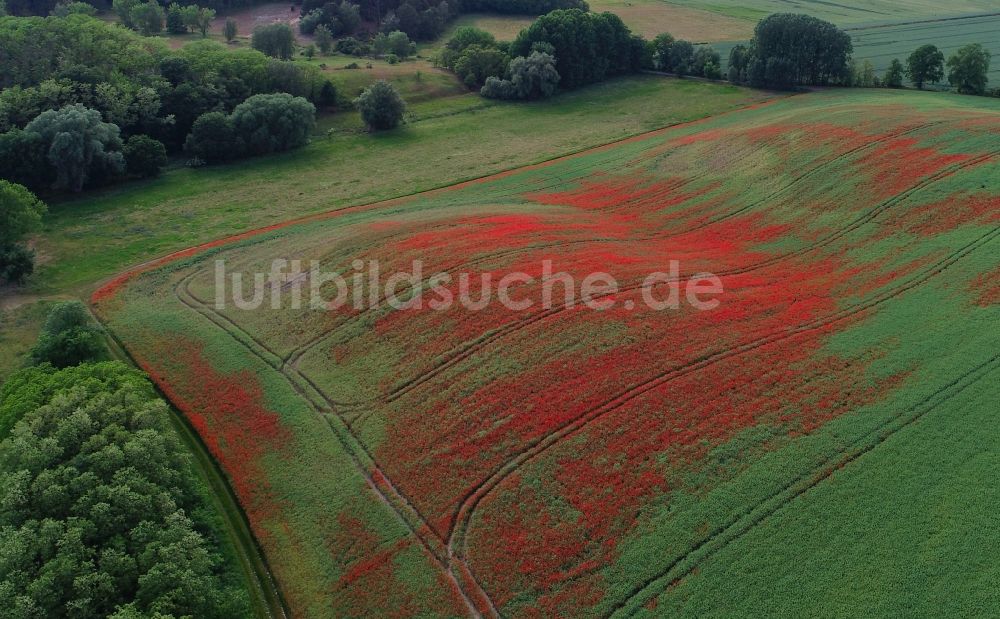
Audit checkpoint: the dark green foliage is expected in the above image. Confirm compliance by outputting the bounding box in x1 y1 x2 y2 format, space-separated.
884 58 905 88
392 0 452 41
0 179 45 248
0 128 50 191
182 4 215 37
27 301 107 368
112 0 140 28
439 26 507 86
23 104 125 192
298 8 323 34
0 179 41 281
50 1 96 17
223 16 237 42
299 0 361 37
0 361 146 439
0 77 165 138
669 39 695 77
729 13 852 88
509 51 560 99
453 45 510 88
651 33 674 71
184 111 237 163
481 51 560 100
123 135 167 178
948 43 991 95
354 80 406 131
0 18 329 187
0 14 161 90
692 45 721 78
314 23 332 53
461 0 587 13
906 44 945 89
0 243 34 285
373 30 416 59
0 361 250 616
511 9 641 90
317 80 338 108
336 36 368 56
166 2 186 34
230 93 316 155
251 23 295 60
481 75 517 100
159 79 226 148
728 44 749 83
130 0 165 36
446 25 497 54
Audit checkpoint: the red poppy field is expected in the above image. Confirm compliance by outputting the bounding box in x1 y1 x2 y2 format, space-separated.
93 89 1000 617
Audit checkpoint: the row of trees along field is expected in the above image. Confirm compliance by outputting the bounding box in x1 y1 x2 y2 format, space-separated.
0 10 411 284
2 0 588 40
296 0 587 42
727 14 992 94
0 14 339 195
0 301 253 616
434 9 992 102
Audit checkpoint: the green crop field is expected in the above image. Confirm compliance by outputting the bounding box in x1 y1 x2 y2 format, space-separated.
849 14 1000 84
674 0 999 23
716 13 1000 88
93 89 1000 616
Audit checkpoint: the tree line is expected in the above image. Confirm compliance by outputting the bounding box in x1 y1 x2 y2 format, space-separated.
0 14 337 194
434 8 721 101
0 301 253 616
726 13 992 95
283 0 588 44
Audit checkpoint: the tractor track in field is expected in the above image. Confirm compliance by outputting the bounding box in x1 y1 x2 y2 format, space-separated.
606 354 1000 617
172 272 500 618
89 95 791 313
275 128 794 370
282 121 944 403
169 138 993 616
274 127 809 369
446 224 1000 571
177 193 1000 614
314 138 995 420
93 100 992 617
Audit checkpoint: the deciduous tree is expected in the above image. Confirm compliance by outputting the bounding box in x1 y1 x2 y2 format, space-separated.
907 44 944 89
884 58 905 88
354 80 406 131
948 43 991 95
24 104 125 192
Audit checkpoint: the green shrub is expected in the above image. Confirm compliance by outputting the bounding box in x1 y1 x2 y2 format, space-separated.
124 134 168 178
354 80 406 131
0 243 34 285
252 23 295 60
184 111 239 163
27 301 107 368
230 93 315 155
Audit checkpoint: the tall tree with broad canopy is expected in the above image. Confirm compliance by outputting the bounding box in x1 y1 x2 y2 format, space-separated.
947 43 991 95
23 104 124 192
907 44 945 89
